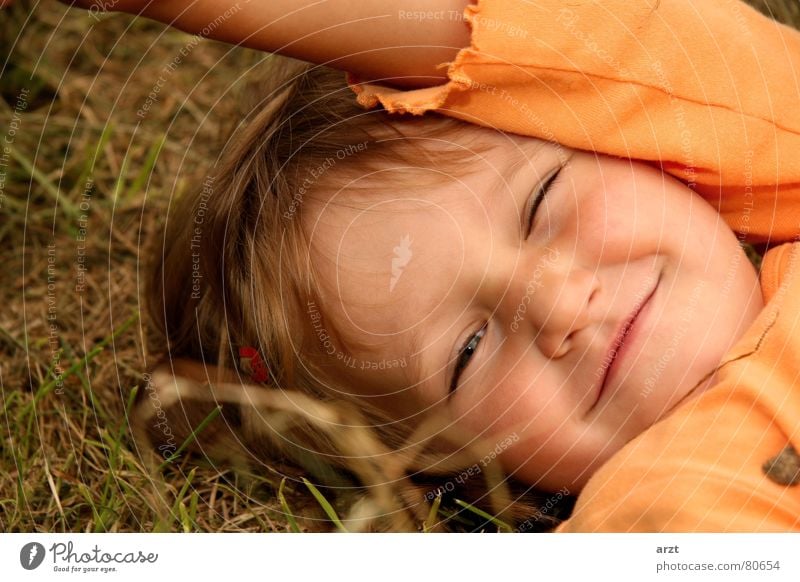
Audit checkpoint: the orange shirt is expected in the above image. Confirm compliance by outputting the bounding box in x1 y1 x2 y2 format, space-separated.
350 0 800 244
350 0 800 530
558 242 800 531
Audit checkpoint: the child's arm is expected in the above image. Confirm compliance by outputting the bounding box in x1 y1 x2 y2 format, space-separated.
68 0 800 243
346 0 800 244
61 0 471 88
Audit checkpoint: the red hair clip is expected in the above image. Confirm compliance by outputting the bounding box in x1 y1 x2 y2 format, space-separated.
238 346 269 383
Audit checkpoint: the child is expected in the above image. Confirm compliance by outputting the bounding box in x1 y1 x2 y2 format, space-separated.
96 0 800 530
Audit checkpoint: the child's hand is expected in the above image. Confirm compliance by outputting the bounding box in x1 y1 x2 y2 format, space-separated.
59 0 472 88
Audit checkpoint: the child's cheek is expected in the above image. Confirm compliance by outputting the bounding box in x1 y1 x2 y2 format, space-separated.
455 364 564 446
550 157 626 249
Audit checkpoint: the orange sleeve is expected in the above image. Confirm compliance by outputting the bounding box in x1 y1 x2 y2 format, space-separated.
349 0 800 243
760 241 796 301
555 244 800 532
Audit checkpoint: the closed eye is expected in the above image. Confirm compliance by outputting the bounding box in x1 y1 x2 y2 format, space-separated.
524 165 563 240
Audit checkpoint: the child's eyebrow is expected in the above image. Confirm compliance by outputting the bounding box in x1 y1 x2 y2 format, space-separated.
504 139 549 184
485 140 552 228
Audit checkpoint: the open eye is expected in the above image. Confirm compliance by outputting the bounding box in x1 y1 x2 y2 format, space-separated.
448 322 488 395
524 166 563 239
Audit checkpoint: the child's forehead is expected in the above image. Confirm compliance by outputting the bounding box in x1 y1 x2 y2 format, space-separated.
305 203 461 358
303 130 565 317
305 131 557 217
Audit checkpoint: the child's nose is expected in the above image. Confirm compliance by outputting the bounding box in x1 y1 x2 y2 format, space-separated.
501 247 600 359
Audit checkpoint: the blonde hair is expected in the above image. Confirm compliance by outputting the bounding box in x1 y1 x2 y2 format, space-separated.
140 57 572 531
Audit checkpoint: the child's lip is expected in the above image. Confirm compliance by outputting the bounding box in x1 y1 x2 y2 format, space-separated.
589 272 662 413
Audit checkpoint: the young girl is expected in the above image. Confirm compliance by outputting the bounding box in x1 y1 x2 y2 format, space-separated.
89 0 800 530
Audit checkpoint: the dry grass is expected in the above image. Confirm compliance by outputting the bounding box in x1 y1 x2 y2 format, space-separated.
1 0 799 533
0 0 301 532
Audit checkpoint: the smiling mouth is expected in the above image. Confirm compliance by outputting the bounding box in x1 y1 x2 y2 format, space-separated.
589 272 662 413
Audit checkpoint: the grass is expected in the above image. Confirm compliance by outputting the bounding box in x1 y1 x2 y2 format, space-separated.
0 0 318 533
2 0 799 534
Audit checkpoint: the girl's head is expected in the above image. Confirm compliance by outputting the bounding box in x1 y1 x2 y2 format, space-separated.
149 59 763 496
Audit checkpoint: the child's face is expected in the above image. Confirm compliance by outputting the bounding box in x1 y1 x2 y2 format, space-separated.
306 127 763 492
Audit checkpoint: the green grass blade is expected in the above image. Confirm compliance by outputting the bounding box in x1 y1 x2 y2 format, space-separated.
7 145 80 219
127 133 165 199
77 483 102 532
453 499 513 532
119 384 139 442
278 478 301 533
188 491 199 526
178 502 192 533
172 468 197 532
157 406 222 471
0 323 27 352
111 147 131 204
31 312 139 409
302 477 347 533
173 468 196 505
81 122 114 187
74 122 114 192
423 493 442 533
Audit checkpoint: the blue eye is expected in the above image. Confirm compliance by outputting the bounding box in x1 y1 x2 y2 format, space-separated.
449 323 488 395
